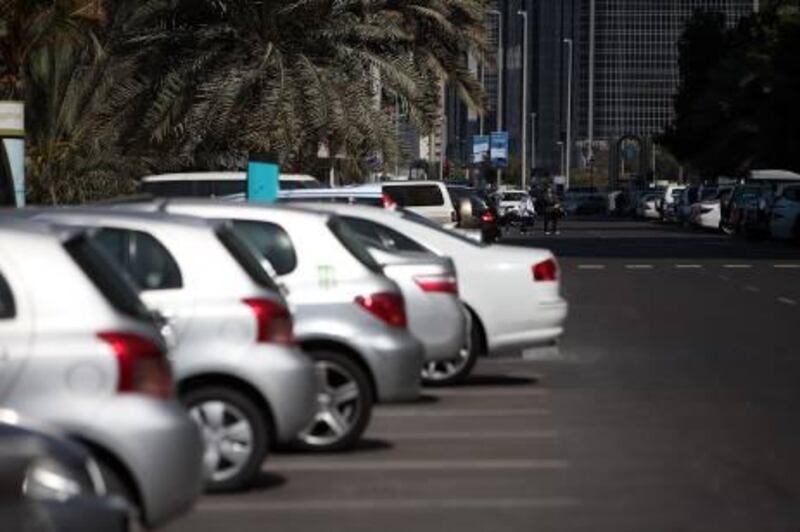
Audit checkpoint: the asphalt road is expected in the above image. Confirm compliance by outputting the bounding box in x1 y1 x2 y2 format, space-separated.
167 218 800 532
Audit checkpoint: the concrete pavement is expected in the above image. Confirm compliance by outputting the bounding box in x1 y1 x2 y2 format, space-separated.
167 218 800 532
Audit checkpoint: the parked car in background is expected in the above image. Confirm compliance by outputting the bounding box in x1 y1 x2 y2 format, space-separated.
658 185 686 222
769 184 800 242
446 186 500 242
0 410 129 532
117 200 425 451
722 183 773 237
139 172 322 198
689 186 732 231
492 189 529 220
636 192 661 220
300 204 569 384
25 209 317 491
0 219 204 526
675 186 700 226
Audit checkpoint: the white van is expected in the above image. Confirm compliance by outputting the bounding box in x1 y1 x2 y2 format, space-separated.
139 172 322 198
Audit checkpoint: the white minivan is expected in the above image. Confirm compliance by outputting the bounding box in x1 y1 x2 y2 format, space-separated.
139 172 322 198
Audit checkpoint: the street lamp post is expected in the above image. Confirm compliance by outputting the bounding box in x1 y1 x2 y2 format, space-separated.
557 141 565 178
563 38 574 191
487 9 503 134
531 111 537 181
518 8 529 190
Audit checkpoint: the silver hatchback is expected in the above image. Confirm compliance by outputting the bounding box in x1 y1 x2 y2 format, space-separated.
0 219 204 527
27 209 318 492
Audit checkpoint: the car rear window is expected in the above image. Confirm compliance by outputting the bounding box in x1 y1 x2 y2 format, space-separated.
384 185 444 207
216 225 280 290
93 228 183 291
0 270 15 319
63 235 151 320
141 180 246 197
340 216 430 254
229 220 298 275
327 217 382 273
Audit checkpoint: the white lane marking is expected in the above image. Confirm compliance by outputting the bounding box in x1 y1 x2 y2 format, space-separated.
774 264 800 269
431 388 549 398
376 408 551 418
369 430 559 441
577 264 606 270
625 264 654 270
723 264 753 269
675 264 703 269
198 497 583 512
778 297 798 306
743 285 761 293
269 459 570 472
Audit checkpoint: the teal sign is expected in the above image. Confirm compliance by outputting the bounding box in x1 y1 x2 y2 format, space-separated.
247 155 280 203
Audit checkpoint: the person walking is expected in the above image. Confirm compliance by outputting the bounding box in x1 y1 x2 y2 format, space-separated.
543 187 561 235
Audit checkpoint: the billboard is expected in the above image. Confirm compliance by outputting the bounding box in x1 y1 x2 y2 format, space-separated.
490 132 508 168
472 135 489 165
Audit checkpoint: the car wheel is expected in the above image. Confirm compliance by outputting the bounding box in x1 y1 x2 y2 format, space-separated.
95 458 140 525
295 351 373 452
183 386 269 493
421 309 481 386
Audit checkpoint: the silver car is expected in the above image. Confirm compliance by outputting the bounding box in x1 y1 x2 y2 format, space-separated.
117 199 425 452
0 219 204 527
26 209 317 492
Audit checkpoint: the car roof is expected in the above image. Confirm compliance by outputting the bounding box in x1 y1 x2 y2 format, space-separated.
21 206 220 232
280 187 382 198
139 197 336 223
0 215 85 243
141 172 318 182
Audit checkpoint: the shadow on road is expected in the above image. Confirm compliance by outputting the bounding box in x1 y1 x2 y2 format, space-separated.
455 374 538 387
235 472 287 494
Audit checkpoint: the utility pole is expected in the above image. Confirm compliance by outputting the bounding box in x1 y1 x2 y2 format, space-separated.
518 8 529 190
487 8 504 184
531 112 537 179
563 37 574 191
588 0 596 162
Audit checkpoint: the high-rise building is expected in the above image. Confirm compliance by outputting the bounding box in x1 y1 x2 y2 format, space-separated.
443 0 759 183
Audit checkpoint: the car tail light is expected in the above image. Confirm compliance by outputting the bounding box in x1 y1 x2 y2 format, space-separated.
481 211 496 224
382 193 397 210
532 258 559 282
414 274 459 295
97 332 173 399
243 298 295 345
355 293 407 328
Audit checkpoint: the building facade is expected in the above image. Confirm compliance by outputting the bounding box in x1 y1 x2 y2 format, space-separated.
443 0 758 184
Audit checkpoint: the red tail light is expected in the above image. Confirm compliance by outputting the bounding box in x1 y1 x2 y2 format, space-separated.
414 274 459 295
481 211 496 224
243 298 295 345
533 258 559 282
355 293 407 328
98 332 173 399
382 193 397 210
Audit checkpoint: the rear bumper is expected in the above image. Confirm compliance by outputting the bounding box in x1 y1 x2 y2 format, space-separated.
487 299 568 357
361 329 424 402
90 399 204 528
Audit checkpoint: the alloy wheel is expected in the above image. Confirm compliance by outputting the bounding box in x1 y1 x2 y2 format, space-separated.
300 361 363 447
189 400 254 483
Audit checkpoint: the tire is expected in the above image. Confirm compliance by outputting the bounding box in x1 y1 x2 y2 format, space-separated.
421 308 482 387
94 457 141 528
294 350 373 452
183 386 269 493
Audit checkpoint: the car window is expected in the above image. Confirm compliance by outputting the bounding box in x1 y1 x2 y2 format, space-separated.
65 234 151 320
94 228 183 291
0 270 16 319
230 220 298 275
327 217 382 273
211 180 246 196
141 180 194 197
340 216 430 254
384 185 444 207
216 225 280 289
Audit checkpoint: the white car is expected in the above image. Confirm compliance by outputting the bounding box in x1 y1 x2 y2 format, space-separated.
27 209 318 492
770 184 800 242
284 182 458 228
304 204 569 381
688 186 733 231
636 193 661 220
139 172 322 198
117 200 425 451
0 219 205 526
492 189 530 217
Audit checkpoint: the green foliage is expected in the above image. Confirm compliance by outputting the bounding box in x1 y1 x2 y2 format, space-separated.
662 2 800 177
2 0 489 203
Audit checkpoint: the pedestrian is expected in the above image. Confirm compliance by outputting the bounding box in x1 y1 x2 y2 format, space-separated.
543 187 561 235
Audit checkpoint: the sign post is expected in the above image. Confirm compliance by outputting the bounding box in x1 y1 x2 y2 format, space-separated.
247 153 280 203
0 102 25 207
